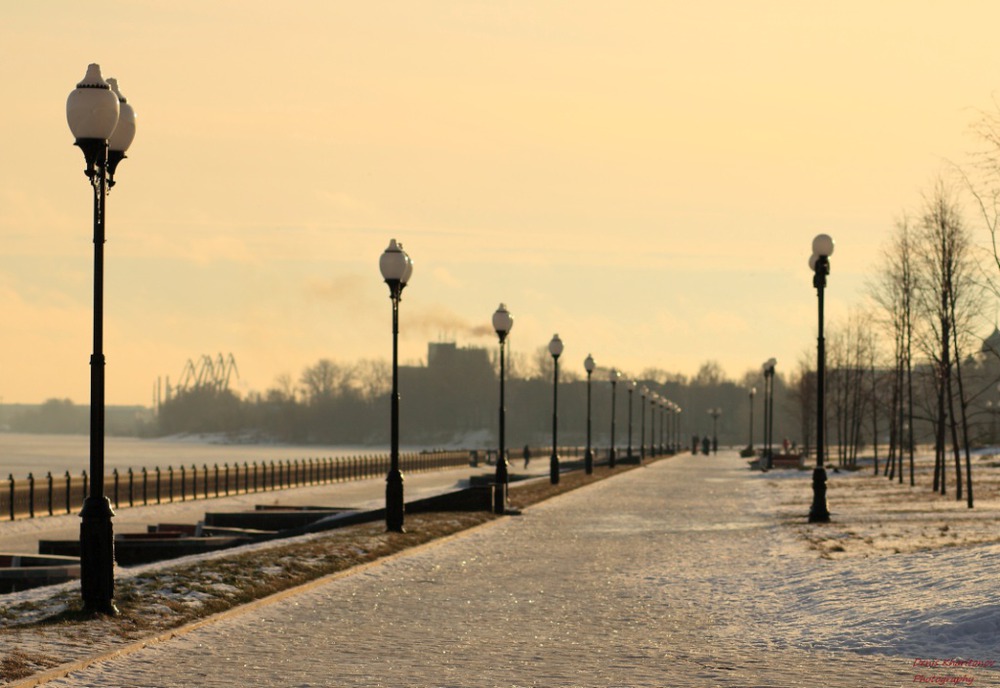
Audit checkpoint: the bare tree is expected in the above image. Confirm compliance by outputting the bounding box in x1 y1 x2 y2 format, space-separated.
299 359 348 402
868 218 919 485
914 180 979 502
826 313 873 469
787 351 816 460
963 101 1000 282
531 345 555 382
350 359 391 401
693 361 727 387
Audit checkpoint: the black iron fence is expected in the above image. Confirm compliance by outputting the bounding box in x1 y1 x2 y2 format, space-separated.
1 450 471 522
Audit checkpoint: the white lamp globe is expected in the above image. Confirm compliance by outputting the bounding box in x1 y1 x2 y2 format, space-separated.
379 239 408 282
66 64 119 141
107 78 136 153
548 334 564 358
492 303 513 336
812 233 835 257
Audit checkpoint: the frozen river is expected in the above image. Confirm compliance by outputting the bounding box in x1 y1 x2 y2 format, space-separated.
0 433 390 478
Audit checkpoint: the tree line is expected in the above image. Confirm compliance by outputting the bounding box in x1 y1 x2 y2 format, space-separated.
154 354 803 451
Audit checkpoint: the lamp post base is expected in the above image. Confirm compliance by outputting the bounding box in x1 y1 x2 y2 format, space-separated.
386 470 405 532
494 458 508 514
584 450 593 475
808 467 831 522
80 496 118 615
549 453 560 484
493 481 507 514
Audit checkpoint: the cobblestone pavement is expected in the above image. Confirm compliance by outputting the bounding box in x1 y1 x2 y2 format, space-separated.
41 454 928 687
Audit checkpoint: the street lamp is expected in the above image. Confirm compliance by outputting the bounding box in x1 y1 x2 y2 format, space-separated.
809 233 834 522
380 239 413 532
639 386 648 461
748 387 757 454
627 380 636 462
493 304 514 514
67 63 136 615
649 393 659 457
666 401 676 453
608 368 620 468
673 404 683 455
650 395 657 454
548 334 563 485
659 397 667 455
762 358 776 469
584 354 596 474
708 408 721 454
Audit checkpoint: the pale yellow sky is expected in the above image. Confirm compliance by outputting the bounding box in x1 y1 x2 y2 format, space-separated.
2 1 1000 405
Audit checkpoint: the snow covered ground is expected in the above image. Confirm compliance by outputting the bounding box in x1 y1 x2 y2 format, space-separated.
19 450 1000 687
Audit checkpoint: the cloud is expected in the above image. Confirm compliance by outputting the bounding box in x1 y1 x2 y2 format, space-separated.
405 304 494 339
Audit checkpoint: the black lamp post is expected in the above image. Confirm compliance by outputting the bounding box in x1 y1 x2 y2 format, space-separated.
67 64 136 616
548 334 563 485
666 400 675 453
608 368 620 468
762 358 776 469
659 398 667 454
809 234 834 522
380 239 413 532
649 393 658 457
708 408 721 454
493 304 514 514
673 403 682 454
627 380 636 462
748 387 757 453
584 354 596 474
639 386 647 461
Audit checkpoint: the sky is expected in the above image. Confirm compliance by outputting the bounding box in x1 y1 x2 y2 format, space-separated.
3 1 1000 406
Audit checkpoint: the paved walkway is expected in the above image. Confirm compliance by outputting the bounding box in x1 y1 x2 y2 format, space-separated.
39 453 930 686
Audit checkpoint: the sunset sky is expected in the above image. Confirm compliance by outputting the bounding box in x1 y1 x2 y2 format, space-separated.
3 1 1000 406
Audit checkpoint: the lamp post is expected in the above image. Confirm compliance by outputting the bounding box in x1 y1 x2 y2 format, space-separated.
493 304 514 514
762 358 776 469
651 396 658 455
809 234 834 522
673 404 683 454
380 239 413 532
67 64 136 616
666 401 675 453
608 369 620 468
627 380 636 462
708 408 721 454
659 398 667 455
639 387 648 461
649 394 659 458
584 354 596 474
548 334 563 485
748 387 757 453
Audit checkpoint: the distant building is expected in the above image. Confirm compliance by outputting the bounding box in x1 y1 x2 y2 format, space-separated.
399 342 494 442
